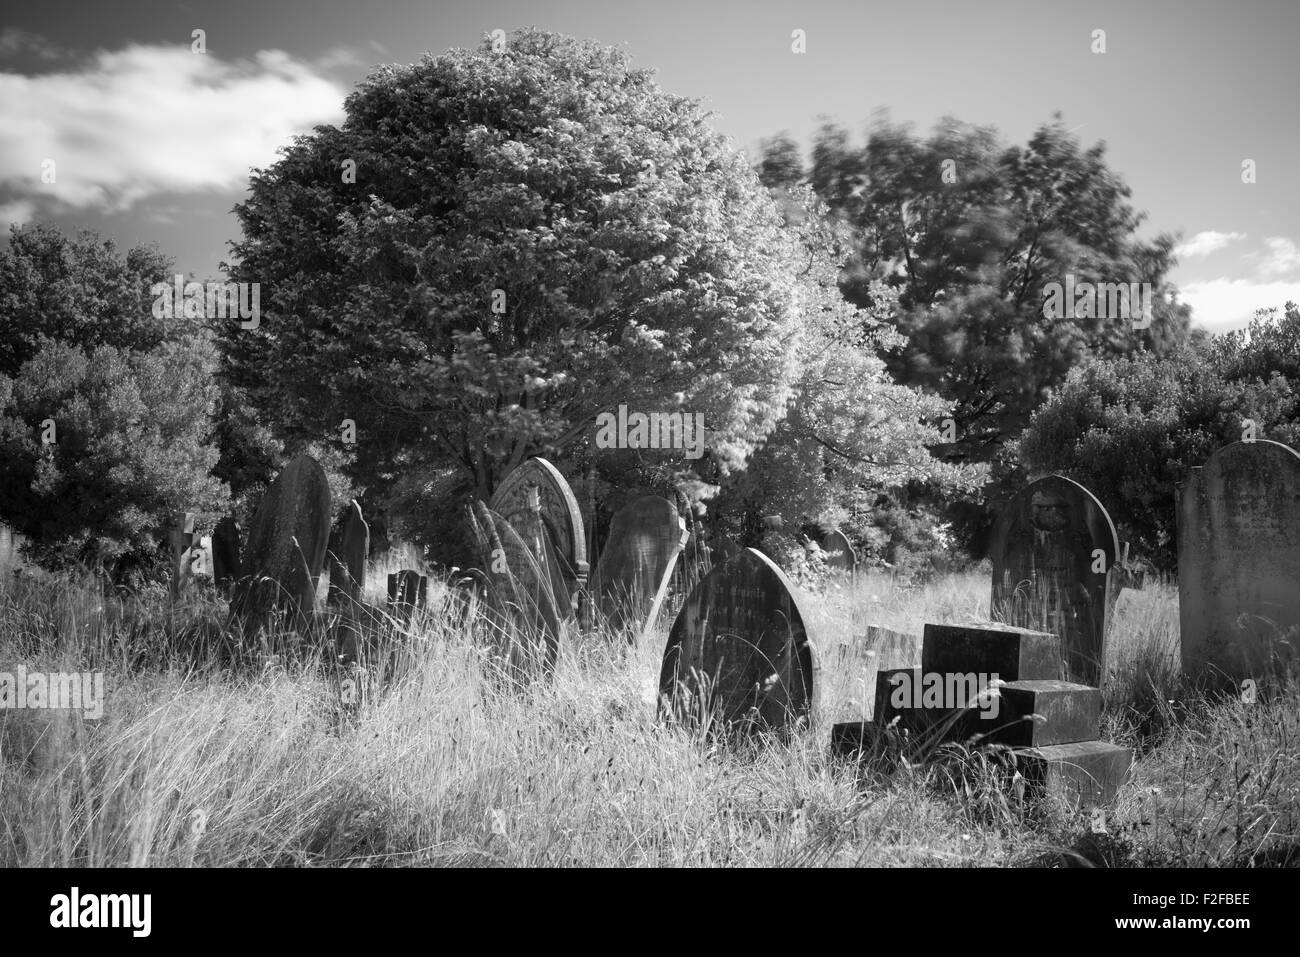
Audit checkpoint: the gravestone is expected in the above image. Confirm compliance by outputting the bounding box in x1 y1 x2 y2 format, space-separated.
211 516 241 593
659 548 819 736
386 569 427 616
1178 439 1300 684
820 529 858 577
590 496 688 635
468 501 565 679
490 458 588 612
233 454 332 624
989 475 1119 686
327 500 368 608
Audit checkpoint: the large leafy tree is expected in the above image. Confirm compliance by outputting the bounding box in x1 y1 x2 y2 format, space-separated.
221 29 805 536
1017 302 1300 570
763 115 1193 552
0 226 228 578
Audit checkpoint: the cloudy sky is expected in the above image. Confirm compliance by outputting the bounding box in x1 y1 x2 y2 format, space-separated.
2 0 1297 333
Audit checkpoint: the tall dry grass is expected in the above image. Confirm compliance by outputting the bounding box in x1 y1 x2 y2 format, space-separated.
2 565 1297 866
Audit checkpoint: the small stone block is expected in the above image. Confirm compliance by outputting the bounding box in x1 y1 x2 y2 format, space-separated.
922 622 1063 682
1016 740 1132 809
981 679 1101 747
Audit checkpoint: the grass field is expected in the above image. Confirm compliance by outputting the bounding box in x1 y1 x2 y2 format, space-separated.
2 566 1297 867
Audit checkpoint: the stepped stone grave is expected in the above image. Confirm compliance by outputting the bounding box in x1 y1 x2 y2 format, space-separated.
211 516 241 593
232 454 332 624
468 501 565 679
989 475 1120 686
820 529 858 577
490 458 588 613
591 496 688 636
659 548 819 736
831 621 1130 809
1178 440 1300 685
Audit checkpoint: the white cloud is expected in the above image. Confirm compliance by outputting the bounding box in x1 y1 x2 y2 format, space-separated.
1179 277 1300 334
1257 237 1300 278
0 44 346 219
1174 230 1246 259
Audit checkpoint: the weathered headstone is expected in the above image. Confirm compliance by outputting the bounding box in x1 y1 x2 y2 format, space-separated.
386 569 427 619
468 501 565 679
659 548 819 736
211 516 241 593
232 454 332 624
820 529 858 577
989 475 1119 686
490 458 588 612
1178 439 1300 684
327 500 368 608
591 496 688 635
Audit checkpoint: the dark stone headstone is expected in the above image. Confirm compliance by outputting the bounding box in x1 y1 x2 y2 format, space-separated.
490 458 588 612
1016 740 1133 810
659 548 819 736
590 496 688 635
989 475 1120 686
386 569 427 611
211 516 241 593
1178 440 1300 684
923 622 1063 682
232 454 332 625
820 529 857 576
328 500 368 607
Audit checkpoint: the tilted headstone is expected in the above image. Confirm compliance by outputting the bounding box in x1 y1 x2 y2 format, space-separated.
1178 439 1300 684
820 529 858 577
327 500 368 607
211 515 241 593
989 475 1119 686
232 453 332 624
591 496 688 635
489 458 588 612
468 501 565 679
659 548 819 736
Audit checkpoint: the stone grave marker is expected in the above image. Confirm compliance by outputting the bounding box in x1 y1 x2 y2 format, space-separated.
659 548 819 736
327 500 368 608
386 569 427 615
232 453 332 624
989 475 1120 686
820 529 858 578
590 496 688 635
211 515 241 594
490 458 588 612
468 501 565 679
169 512 197 599
1178 439 1300 684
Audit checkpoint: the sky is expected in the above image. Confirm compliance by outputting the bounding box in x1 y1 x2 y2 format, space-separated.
1 0 1297 333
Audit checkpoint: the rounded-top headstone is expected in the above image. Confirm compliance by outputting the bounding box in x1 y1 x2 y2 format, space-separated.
659 547 820 736
591 496 687 633
489 458 588 596
989 474 1119 686
1178 439 1300 684
820 529 857 574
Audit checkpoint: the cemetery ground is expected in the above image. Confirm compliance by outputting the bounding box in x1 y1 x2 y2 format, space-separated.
1 564 1297 868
